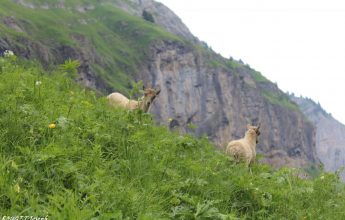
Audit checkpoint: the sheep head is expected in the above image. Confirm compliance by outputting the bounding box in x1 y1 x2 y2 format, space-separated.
246 124 261 144
140 87 161 112
256 123 261 136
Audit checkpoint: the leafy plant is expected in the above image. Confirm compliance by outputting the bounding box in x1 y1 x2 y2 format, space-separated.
59 59 80 79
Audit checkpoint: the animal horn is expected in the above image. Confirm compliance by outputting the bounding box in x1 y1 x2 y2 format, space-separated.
155 86 161 95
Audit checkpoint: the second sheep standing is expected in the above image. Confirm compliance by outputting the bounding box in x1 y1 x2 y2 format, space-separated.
226 124 261 167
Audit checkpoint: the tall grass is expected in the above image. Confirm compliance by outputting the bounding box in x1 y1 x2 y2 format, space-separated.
1 57 345 219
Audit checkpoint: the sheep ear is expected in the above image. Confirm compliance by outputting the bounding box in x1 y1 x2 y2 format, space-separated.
155 87 161 95
144 88 149 95
257 123 261 130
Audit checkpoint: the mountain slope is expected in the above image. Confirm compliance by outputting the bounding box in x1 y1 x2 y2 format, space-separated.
290 95 345 180
1 53 345 219
0 0 319 166
0 0 182 93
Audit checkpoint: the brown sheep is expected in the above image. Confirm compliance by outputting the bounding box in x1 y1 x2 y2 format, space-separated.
107 88 160 112
226 124 261 167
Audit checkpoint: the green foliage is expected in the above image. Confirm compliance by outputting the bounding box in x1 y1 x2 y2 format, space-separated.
59 59 80 79
129 80 144 100
1 58 345 218
207 60 228 69
304 165 323 179
227 59 242 69
250 71 270 83
262 90 300 111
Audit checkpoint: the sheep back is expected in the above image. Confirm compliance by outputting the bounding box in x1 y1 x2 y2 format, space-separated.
107 92 138 110
226 139 254 166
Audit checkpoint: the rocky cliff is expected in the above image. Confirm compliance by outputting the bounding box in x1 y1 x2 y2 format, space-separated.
0 0 319 167
140 40 318 167
290 96 345 180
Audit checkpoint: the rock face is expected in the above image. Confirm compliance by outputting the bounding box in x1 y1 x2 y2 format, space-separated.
0 34 103 90
290 96 345 180
140 41 318 166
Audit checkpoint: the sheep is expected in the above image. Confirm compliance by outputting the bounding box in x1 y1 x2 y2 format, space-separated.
107 87 161 112
225 124 261 167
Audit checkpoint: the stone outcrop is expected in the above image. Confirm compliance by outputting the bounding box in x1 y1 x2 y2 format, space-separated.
0 35 104 90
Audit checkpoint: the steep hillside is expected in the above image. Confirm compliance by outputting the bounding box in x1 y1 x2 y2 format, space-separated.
13 0 196 41
1 54 345 219
290 95 345 180
0 0 318 167
0 0 182 93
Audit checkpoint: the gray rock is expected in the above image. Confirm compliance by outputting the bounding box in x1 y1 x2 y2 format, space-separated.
291 95 345 180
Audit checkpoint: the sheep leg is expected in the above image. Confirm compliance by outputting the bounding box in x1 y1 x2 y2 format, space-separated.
245 158 253 175
249 167 253 175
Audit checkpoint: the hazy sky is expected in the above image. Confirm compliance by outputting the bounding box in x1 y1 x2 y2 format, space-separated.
155 0 345 124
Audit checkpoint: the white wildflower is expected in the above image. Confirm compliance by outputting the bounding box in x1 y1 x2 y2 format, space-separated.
4 50 15 57
35 81 42 86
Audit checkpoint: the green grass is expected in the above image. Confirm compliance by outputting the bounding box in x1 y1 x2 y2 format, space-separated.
1 56 345 219
262 90 300 111
250 71 270 83
226 59 243 70
207 60 228 70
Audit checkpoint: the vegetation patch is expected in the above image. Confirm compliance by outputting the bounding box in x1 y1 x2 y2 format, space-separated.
262 90 300 111
207 59 228 70
250 70 270 83
226 58 243 70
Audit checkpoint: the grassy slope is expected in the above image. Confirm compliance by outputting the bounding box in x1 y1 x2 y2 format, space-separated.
1 56 345 219
0 0 181 94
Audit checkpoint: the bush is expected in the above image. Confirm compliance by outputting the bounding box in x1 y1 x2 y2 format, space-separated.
142 10 155 23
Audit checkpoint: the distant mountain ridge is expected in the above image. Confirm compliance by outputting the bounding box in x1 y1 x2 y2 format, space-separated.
290 95 345 180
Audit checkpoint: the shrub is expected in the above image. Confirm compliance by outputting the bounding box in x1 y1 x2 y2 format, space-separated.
142 10 155 23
